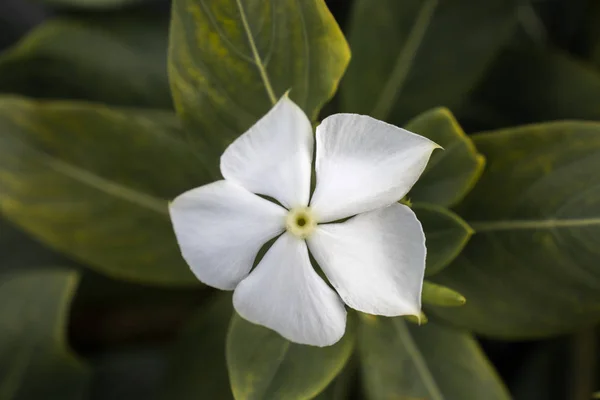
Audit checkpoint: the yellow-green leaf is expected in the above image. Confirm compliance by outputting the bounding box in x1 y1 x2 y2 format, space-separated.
431 122 600 337
422 281 466 307
0 270 91 399
406 108 485 207
358 316 510 400
0 96 213 285
168 0 350 152
226 313 355 400
341 0 518 124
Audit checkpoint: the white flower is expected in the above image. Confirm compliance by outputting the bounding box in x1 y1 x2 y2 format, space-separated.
169 96 439 347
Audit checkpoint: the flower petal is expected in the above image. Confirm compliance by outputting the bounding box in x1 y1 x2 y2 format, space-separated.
233 233 347 347
220 96 313 209
310 114 439 222
169 180 286 290
307 203 426 317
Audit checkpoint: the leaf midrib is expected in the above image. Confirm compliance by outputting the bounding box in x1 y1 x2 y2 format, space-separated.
9 138 169 216
393 318 444 400
235 0 277 105
370 0 438 120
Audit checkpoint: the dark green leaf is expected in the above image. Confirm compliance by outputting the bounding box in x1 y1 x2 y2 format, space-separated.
459 44 600 128
0 15 171 108
0 270 91 399
358 316 510 400
406 108 485 207
341 0 518 124
161 293 234 400
168 0 350 152
226 313 355 400
34 0 144 7
0 96 213 285
0 216 73 272
431 122 600 338
413 204 473 277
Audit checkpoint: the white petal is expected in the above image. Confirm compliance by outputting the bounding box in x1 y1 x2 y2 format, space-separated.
169 180 286 290
220 96 313 209
310 114 439 222
233 233 347 347
307 203 426 317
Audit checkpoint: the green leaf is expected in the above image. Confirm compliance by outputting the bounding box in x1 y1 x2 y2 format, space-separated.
0 15 171 108
311 357 356 400
422 281 466 307
168 0 350 151
358 316 510 400
431 122 600 338
0 270 91 399
413 204 473 277
459 44 600 128
406 108 485 207
161 293 234 400
0 96 213 285
226 313 355 400
341 0 518 124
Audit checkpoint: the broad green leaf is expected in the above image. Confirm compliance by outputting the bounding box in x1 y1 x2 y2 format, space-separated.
459 44 600 128
431 122 600 337
0 96 213 285
358 316 510 400
311 357 356 400
413 204 473 277
422 281 466 307
341 0 518 124
0 270 91 399
406 108 485 207
226 313 355 400
168 0 350 151
161 293 234 400
0 15 171 108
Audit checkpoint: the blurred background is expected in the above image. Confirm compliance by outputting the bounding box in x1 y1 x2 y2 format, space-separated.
0 0 599 399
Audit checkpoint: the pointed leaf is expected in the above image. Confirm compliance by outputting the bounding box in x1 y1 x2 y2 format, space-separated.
168 0 350 152
226 313 355 400
0 270 91 399
341 0 518 124
413 204 473 277
0 15 171 108
406 108 485 207
358 316 510 400
431 122 600 337
422 281 466 307
0 97 213 285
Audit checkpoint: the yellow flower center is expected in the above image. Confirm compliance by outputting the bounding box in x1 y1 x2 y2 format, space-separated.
286 207 317 239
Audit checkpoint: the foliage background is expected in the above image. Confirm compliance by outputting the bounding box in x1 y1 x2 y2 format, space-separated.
0 0 599 399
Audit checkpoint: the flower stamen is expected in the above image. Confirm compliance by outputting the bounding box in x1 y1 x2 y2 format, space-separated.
286 207 317 239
